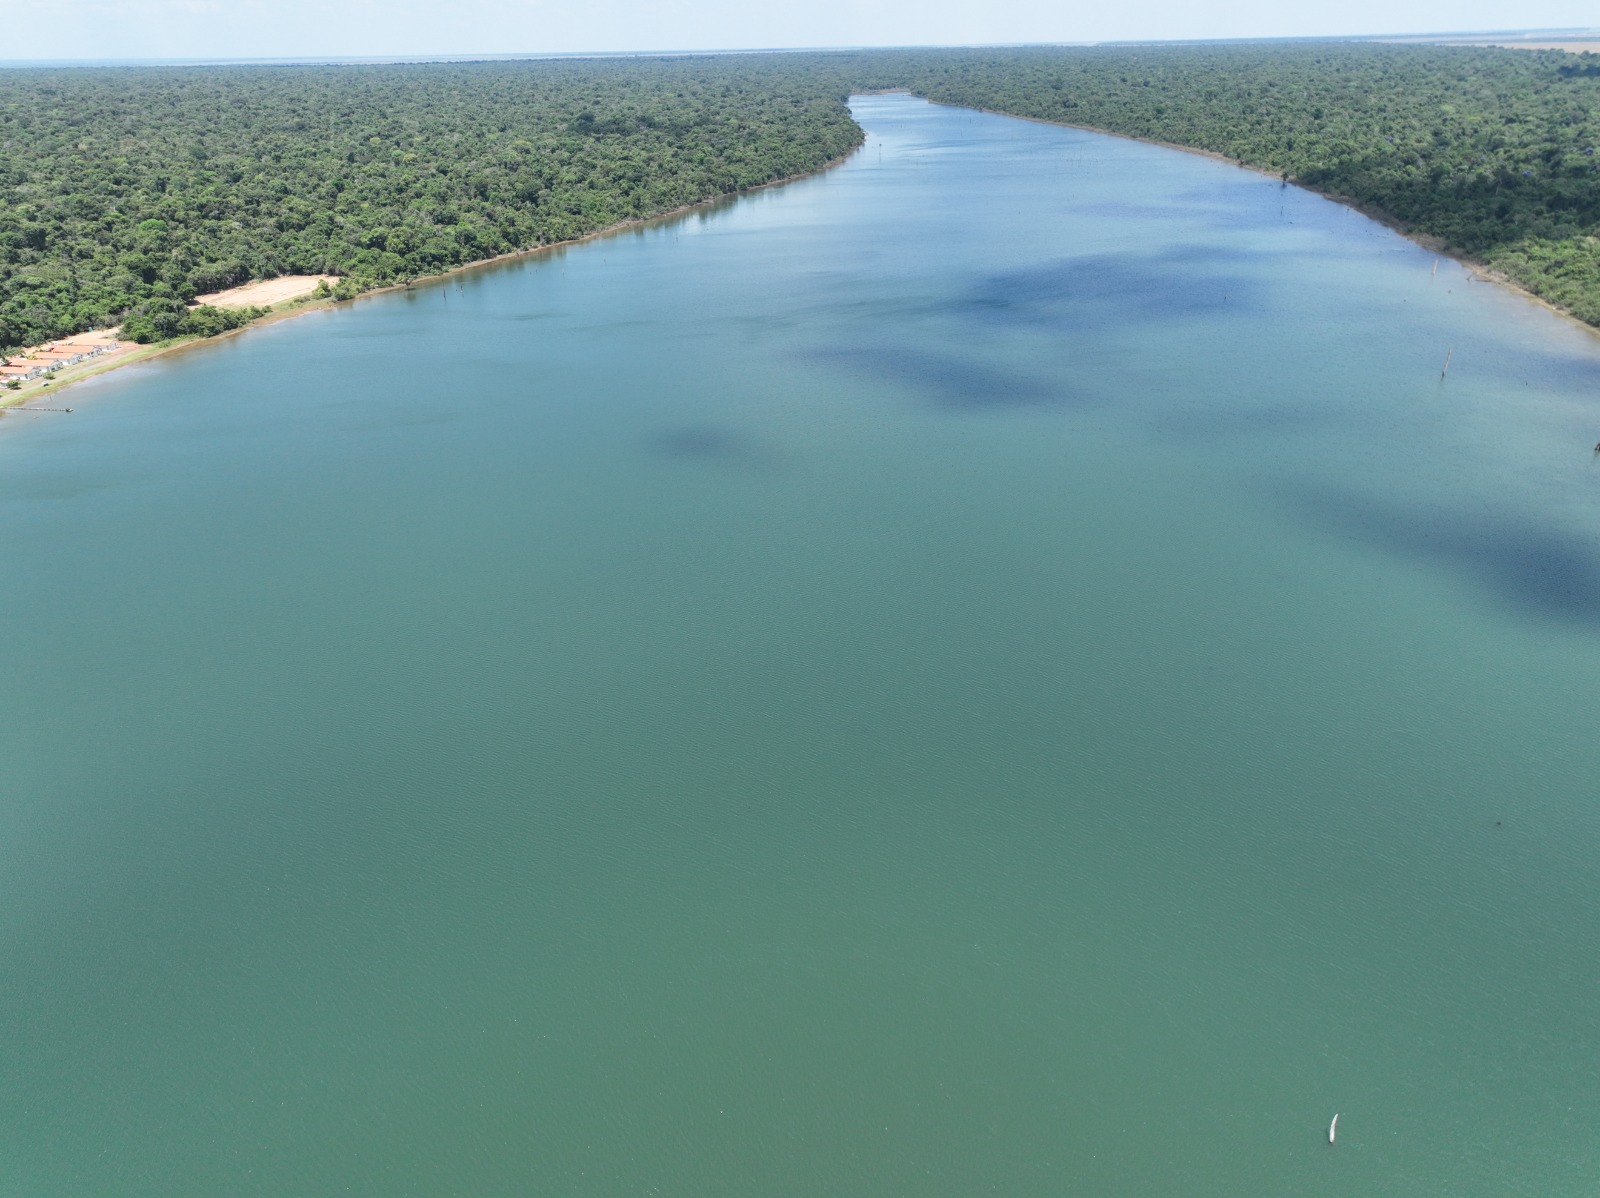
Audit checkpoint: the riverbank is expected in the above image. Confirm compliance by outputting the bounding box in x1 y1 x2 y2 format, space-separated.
0 143 863 420
10 89 1600 1198
926 98 1600 341
9 89 1591 425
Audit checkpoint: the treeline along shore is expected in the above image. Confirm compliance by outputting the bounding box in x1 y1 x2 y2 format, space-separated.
2 43 1598 364
0 57 865 359
846 45 1600 328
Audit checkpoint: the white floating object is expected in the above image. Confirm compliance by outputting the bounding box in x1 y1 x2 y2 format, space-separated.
1329 1113 1339 1145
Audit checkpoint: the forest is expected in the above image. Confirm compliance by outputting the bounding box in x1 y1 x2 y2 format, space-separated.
0 57 862 350
2 42 1598 352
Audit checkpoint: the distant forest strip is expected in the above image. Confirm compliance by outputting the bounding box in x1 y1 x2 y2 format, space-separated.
843 44 1600 326
2 44 1599 353
0 57 862 351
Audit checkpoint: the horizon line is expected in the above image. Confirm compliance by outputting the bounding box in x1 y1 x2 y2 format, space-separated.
1 28 1597 69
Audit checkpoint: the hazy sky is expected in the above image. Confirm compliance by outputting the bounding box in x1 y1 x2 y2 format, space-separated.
5 0 1597 62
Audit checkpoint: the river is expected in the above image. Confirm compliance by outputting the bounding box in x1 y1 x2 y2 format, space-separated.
3 93 1600 1195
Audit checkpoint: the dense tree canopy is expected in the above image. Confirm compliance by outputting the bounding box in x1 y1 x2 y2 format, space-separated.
3 43 1599 353
0 57 860 351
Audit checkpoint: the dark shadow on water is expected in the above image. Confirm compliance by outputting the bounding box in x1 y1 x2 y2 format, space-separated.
1458 339 1600 396
1281 485 1600 626
1071 188 1286 229
1072 199 1224 222
807 344 1082 410
645 424 786 472
803 245 1262 415
958 245 1264 330
495 310 562 323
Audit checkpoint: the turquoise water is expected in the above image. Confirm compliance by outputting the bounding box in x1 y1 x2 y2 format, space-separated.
4 93 1600 1195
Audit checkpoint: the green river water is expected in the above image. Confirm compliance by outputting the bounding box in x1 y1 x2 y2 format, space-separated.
3 94 1600 1195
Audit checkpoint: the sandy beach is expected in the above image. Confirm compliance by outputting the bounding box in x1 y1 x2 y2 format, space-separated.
194 276 337 309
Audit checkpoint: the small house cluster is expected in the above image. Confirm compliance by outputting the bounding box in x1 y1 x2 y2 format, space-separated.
1 337 121 384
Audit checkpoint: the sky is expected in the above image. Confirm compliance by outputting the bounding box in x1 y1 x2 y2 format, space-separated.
3 0 1597 63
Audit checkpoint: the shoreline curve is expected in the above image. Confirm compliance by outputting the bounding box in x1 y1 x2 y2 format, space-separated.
0 140 864 421
921 96 1600 341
